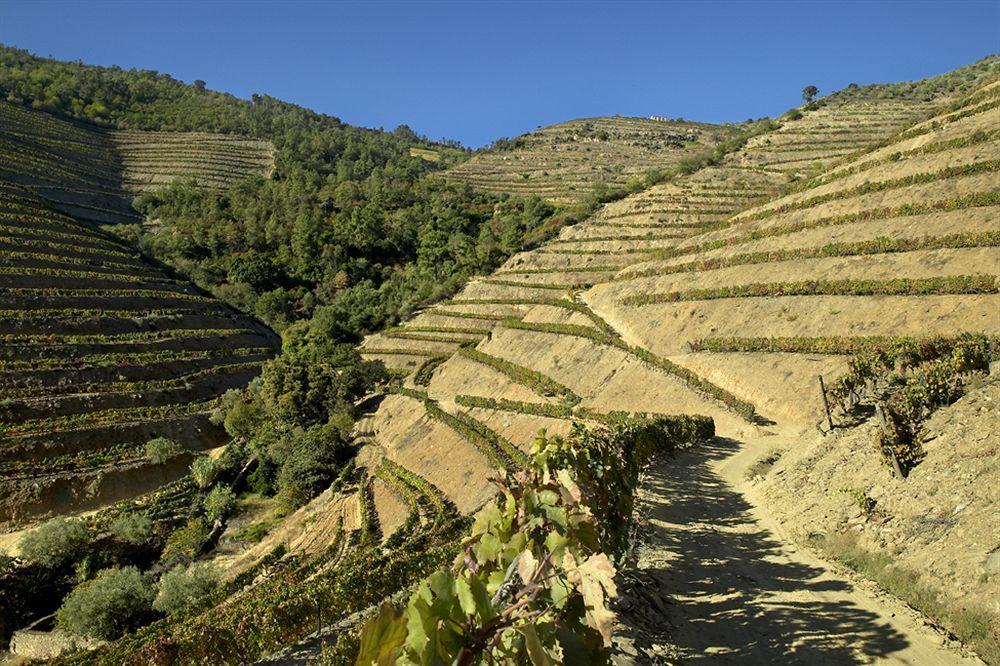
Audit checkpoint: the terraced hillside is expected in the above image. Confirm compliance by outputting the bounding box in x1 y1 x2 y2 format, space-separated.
344 79 1000 549
445 116 740 203
589 81 1000 425
737 97 941 174
0 105 278 530
0 101 273 225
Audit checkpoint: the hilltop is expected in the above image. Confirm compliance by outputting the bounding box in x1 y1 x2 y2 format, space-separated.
446 116 747 203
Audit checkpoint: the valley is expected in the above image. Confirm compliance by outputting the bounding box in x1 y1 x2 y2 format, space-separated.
0 43 996 666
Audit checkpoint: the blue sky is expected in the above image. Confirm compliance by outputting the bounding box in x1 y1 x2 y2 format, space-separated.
0 1 997 147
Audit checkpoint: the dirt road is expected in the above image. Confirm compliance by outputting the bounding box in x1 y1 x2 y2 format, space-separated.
613 436 983 665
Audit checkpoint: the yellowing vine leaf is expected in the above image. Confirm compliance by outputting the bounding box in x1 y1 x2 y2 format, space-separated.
356 602 406 666
565 552 618 644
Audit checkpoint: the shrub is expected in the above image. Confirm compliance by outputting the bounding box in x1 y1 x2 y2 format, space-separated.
276 422 351 509
144 437 184 464
18 517 91 568
56 566 155 640
109 513 155 547
203 485 236 524
153 562 220 616
161 518 210 564
247 457 279 495
190 455 219 490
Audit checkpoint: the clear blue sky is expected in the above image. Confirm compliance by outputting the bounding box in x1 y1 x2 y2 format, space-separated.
1 1 997 147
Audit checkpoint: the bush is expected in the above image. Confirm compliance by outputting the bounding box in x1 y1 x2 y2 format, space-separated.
247 457 279 495
18 517 91 568
152 562 220 616
203 485 236 523
56 566 155 640
190 456 219 490
276 422 351 509
161 518 210 564
145 437 183 464
109 513 155 546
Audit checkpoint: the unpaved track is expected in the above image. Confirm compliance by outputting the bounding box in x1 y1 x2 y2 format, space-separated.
617 436 982 665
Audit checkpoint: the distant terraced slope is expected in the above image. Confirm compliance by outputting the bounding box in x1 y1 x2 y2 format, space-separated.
0 106 278 530
445 117 739 204
0 101 273 225
588 82 1000 424
315 82 1000 546
736 98 941 175
114 129 273 192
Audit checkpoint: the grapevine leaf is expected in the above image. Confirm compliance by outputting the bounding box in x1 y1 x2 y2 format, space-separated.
520 624 562 666
565 552 618 644
469 574 496 623
455 578 476 617
518 549 538 584
356 602 406 666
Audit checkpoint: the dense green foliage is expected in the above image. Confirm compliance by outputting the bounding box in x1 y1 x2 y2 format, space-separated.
18 518 92 569
56 567 155 640
153 563 220 617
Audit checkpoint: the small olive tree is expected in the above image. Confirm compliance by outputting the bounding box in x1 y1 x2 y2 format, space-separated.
153 562 220 616
56 566 155 639
19 517 91 568
145 437 183 464
802 85 819 102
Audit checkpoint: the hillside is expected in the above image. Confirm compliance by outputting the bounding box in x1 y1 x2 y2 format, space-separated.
338 73 998 661
445 116 743 203
0 49 997 665
0 101 274 225
0 101 279 531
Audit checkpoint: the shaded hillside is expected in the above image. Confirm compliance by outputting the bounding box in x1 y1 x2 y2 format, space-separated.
0 101 273 225
0 177 276 530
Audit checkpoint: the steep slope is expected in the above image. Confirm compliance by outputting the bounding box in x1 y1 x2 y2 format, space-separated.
218 73 998 666
0 101 273 225
445 116 742 203
333 81 1000 546
587 81 999 427
0 102 278 530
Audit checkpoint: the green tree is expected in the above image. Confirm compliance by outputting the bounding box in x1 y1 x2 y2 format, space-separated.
56 567 155 640
109 514 155 547
802 85 819 102
153 562 220 616
145 437 183 464
18 518 91 568
203 485 236 523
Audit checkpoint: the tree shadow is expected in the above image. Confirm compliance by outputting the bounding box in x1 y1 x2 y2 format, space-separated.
617 437 911 664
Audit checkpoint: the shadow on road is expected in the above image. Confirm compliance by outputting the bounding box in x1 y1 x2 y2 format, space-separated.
617 437 910 664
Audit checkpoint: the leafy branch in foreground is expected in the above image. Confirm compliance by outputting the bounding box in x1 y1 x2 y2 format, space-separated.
356 415 714 665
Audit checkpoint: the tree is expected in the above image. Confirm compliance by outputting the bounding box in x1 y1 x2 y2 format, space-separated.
109 514 155 547
191 455 219 489
145 437 183 464
161 518 210 564
19 517 92 568
56 567 155 640
203 485 236 523
802 85 819 102
153 562 220 616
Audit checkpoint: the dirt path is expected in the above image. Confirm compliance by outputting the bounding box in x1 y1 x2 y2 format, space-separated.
614 436 983 665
